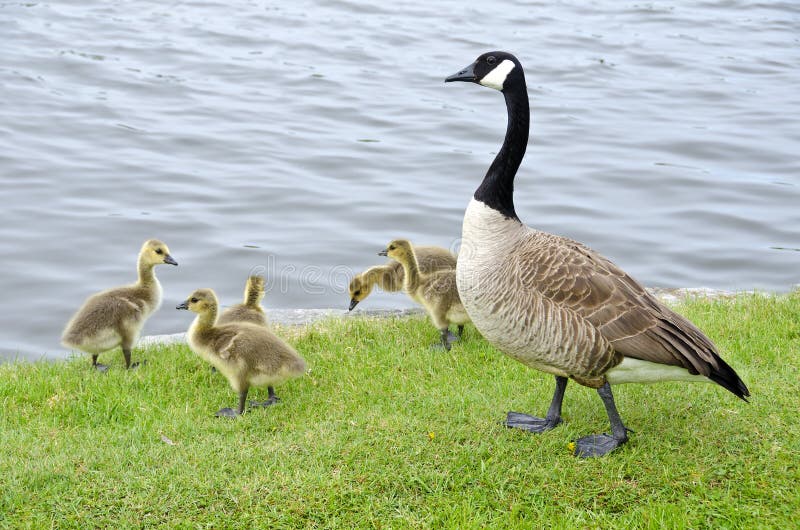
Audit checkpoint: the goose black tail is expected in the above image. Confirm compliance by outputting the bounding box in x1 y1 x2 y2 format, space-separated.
708 355 750 402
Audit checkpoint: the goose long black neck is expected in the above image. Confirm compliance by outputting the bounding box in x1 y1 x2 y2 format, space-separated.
474 81 529 221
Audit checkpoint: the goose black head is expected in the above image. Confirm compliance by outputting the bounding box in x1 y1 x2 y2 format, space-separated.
445 51 524 92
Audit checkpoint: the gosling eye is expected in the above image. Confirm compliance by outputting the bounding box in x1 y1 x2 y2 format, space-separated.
155 249 164 255
487 55 497 65
389 245 396 250
190 297 198 303
354 290 361 296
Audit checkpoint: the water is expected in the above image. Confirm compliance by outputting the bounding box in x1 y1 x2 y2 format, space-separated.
1 1 798 361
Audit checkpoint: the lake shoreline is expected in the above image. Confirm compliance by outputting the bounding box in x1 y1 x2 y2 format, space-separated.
3 287 776 363
139 287 748 347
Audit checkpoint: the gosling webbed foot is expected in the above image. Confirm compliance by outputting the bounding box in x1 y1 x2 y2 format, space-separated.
215 407 241 418
93 363 109 373
505 411 562 433
128 360 146 369
431 329 453 351
571 432 628 458
249 396 280 408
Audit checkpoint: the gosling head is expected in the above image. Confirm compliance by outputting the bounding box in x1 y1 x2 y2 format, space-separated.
246 275 266 303
176 288 218 313
445 51 524 92
141 239 178 266
378 239 413 261
348 274 373 311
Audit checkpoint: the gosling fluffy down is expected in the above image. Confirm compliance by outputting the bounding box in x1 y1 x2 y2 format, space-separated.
177 288 306 417
381 239 469 350
349 245 456 310
218 275 268 327
61 239 178 371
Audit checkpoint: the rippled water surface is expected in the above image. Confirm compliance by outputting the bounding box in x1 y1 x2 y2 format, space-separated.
2 1 798 360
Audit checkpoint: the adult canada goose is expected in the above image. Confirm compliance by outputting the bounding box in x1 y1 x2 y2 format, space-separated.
348 245 456 311
218 275 268 327
61 239 178 372
445 51 749 457
177 288 306 417
379 239 470 350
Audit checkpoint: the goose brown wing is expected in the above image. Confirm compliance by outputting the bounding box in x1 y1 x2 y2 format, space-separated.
516 230 748 398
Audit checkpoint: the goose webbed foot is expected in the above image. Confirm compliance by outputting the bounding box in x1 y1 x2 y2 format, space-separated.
446 331 460 343
93 363 109 373
571 432 628 458
505 376 568 433
505 411 562 432
570 382 630 458
128 360 146 369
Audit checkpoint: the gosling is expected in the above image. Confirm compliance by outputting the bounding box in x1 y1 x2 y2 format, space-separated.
61 239 178 372
380 239 469 350
349 245 456 310
177 288 306 417
218 275 268 327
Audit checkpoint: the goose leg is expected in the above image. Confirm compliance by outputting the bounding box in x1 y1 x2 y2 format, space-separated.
572 383 630 458
250 386 280 408
216 389 248 418
505 376 567 433
92 355 109 373
457 324 465 338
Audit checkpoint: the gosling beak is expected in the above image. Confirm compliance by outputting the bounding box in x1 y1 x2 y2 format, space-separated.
445 61 477 83
164 254 178 266
349 299 359 311
176 301 189 310
377 249 388 257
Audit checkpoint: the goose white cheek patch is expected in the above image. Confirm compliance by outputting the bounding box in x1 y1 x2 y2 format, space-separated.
479 59 515 90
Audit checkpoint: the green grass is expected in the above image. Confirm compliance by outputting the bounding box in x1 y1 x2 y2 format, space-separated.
1 293 799 528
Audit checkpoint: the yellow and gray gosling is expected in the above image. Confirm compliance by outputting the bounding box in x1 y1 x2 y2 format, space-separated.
380 239 470 350
349 245 456 310
177 288 306 417
61 239 178 372
218 275 268 327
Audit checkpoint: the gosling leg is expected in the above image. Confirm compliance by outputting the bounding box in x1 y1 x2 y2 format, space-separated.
506 376 567 433
122 347 144 369
572 383 630 458
92 355 109 373
439 328 452 351
216 389 249 418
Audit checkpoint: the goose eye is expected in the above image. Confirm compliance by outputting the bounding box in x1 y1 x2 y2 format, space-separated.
487 55 497 65
190 297 198 303
155 249 164 255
